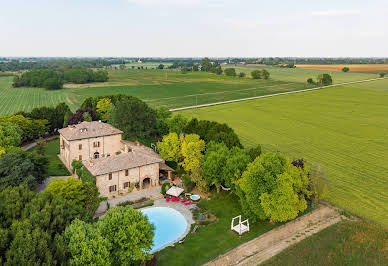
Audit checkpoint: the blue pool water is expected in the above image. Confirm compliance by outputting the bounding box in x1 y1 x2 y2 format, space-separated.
141 207 188 252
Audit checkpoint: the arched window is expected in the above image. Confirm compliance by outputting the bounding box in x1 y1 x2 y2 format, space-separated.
94 152 100 159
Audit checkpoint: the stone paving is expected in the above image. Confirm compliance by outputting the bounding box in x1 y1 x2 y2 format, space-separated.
96 186 163 214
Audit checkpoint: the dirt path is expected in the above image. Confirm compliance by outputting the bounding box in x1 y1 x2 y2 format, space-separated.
204 205 343 266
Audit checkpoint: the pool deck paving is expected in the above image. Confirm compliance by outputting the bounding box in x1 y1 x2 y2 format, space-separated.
95 186 163 214
204 204 342 266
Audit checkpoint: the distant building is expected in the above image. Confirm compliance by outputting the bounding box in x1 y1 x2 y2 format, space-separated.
58 121 173 198
137 59 142 63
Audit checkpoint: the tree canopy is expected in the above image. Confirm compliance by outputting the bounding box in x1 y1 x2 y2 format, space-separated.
64 206 154 265
184 118 243 149
224 68 237 77
317 74 333 86
0 147 48 190
12 69 63 90
0 186 90 264
236 153 311 222
108 96 157 142
46 177 101 216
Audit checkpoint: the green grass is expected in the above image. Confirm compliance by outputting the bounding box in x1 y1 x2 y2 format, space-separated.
180 79 388 225
30 139 70 176
156 191 276 266
262 221 388 266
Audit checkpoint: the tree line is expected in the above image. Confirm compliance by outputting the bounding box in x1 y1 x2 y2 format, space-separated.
0 58 123 72
12 68 109 90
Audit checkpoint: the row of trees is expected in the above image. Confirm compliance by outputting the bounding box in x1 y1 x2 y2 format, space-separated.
12 68 109 90
63 69 109 84
12 69 63 90
158 131 326 223
0 58 123 72
224 68 270 80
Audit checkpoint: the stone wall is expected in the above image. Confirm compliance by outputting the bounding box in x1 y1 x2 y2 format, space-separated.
96 162 160 198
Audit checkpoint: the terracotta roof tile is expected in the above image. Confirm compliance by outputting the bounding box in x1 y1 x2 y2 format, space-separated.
83 151 163 176
58 121 123 141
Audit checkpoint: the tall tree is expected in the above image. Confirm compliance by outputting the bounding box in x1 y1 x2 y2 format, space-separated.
317 74 333 86
0 122 22 148
96 98 112 122
203 142 229 192
180 134 206 191
251 70 262 79
167 114 188 135
157 132 182 165
63 219 112 266
108 96 157 141
236 153 311 222
46 177 101 216
224 68 237 77
97 207 154 263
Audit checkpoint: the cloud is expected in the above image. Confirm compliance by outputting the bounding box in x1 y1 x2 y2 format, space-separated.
311 9 361 17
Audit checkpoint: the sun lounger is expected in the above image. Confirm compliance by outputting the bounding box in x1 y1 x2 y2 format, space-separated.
185 201 192 205
175 197 180 202
191 225 199 234
166 197 170 202
181 199 188 203
172 197 176 201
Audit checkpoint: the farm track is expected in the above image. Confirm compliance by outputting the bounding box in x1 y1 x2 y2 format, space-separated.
204 205 342 266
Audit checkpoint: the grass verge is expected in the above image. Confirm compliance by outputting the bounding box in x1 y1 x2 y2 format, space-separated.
262 221 388 266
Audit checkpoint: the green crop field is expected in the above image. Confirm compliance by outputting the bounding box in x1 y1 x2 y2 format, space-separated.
0 69 309 115
0 66 381 116
180 79 388 225
223 64 379 83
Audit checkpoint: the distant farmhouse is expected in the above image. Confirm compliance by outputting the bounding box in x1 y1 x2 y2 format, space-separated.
58 121 173 198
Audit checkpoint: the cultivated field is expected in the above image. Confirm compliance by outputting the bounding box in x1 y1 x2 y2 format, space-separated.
296 64 388 72
0 66 382 115
0 70 309 115
180 79 388 225
223 64 379 83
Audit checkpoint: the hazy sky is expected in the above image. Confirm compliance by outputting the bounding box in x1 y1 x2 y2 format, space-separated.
1 0 387 57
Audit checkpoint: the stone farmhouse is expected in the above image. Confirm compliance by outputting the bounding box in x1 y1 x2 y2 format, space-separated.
58 121 173 198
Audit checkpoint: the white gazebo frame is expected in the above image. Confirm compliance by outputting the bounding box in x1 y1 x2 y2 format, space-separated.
231 215 250 235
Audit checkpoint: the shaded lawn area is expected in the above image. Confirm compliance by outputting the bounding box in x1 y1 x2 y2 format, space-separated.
156 191 276 266
263 221 388 266
30 138 70 176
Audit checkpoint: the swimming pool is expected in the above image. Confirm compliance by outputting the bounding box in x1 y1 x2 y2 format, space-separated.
140 207 188 252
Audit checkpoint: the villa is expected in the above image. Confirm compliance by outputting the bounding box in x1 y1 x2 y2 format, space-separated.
58 121 173 198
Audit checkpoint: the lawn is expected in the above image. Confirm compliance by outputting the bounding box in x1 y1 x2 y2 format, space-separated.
262 221 388 266
30 139 70 176
156 191 276 266
180 79 388 225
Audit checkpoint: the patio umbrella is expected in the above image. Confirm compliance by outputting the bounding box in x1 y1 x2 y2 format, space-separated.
166 186 184 197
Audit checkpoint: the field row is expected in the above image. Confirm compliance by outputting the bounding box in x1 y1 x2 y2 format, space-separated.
180 79 388 225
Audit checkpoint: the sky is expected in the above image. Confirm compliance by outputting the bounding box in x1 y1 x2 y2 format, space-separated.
1 0 387 57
